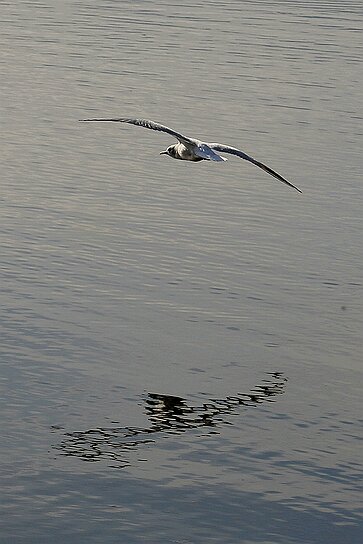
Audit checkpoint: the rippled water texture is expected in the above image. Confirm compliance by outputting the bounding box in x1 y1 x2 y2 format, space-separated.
1 1 362 543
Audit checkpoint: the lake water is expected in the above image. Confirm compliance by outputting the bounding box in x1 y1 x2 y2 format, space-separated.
1 1 362 543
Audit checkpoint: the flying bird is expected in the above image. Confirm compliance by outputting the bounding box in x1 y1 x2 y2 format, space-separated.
80 117 302 193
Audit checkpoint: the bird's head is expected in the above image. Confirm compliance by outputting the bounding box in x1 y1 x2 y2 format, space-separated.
160 145 177 158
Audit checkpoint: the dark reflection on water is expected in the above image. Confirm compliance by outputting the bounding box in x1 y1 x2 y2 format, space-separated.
55 372 287 466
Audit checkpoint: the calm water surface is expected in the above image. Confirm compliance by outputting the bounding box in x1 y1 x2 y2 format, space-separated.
1 1 362 543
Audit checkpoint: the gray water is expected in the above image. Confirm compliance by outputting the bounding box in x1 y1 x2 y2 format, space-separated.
1 1 362 543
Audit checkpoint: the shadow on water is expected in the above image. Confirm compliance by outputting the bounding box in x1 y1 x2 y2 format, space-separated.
54 372 287 467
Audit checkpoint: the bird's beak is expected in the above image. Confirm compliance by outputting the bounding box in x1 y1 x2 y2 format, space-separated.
160 150 167 155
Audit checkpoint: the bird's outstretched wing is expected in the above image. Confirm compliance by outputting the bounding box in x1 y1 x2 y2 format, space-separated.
79 117 193 146
194 143 227 162
209 143 302 193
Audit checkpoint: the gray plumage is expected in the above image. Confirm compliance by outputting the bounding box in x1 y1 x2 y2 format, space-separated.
80 117 302 193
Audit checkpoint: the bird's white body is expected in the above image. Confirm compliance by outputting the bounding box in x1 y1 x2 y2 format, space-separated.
163 141 227 162
80 117 301 193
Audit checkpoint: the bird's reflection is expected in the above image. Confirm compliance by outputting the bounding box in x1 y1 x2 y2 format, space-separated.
54 372 287 467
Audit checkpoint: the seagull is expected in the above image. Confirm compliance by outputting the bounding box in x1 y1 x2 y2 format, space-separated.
80 117 302 193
